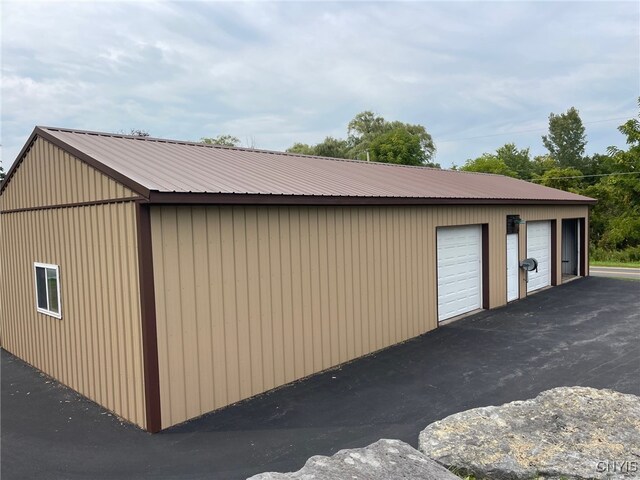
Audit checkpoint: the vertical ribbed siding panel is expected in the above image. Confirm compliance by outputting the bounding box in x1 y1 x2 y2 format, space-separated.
379 209 390 346
206 208 228 407
0 138 137 211
372 209 382 350
246 207 265 393
177 207 200 420
150 203 590 428
232 207 253 399
327 211 340 365
308 208 322 370
342 209 355 361
279 208 296 382
0 203 146 428
298 209 312 375
256 208 275 388
334 209 347 363
289 209 305 378
392 207 402 342
318 209 331 369
192 207 214 413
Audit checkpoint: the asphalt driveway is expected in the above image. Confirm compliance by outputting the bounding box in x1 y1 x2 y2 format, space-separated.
2 276 639 480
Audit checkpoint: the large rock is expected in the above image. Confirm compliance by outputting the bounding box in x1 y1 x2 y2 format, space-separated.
248 438 459 480
419 386 640 479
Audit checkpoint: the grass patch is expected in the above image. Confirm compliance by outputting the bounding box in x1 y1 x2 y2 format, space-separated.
447 465 480 480
590 260 640 268
590 246 640 265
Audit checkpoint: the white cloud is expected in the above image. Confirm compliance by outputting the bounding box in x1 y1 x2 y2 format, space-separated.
1 1 638 169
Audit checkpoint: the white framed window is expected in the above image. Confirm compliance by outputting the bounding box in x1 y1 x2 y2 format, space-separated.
33 262 62 319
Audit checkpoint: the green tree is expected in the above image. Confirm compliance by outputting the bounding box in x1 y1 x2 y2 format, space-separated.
347 111 387 146
201 134 241 147
313 136 349 158
286 110 437 166
285 137 349 158
347 111 390 160
495 143 532 179
346 111 435 164
599 214 640 250
0 164 5 181
368 128 424 166
455 143 531 179
583 99 640 251
581 153 613 184
616 106 640 145
585 177 640 250
286 143 316 155
460 153 518 177
542 107 587 169
531 154 558 177
537 167 583 191
386 121 436 164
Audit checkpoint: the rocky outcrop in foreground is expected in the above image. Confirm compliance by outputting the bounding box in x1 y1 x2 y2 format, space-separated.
248 438 459 480
419 386 640 479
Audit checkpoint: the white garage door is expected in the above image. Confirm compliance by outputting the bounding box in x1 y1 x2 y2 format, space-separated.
437 225 482 322
506 233 519 302
526 221 551 293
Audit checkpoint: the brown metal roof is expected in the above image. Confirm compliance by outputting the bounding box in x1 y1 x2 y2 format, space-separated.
2 126 596 205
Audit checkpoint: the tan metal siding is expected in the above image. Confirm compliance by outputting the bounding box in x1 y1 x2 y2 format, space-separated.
0 202 146 428
0 138 137 211
515 207 590 299
151 204 588 428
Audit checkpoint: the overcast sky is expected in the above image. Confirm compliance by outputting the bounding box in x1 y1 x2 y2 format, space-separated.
1 1 638 170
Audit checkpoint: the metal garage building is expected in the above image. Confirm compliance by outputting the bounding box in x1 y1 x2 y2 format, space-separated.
0 127 595 432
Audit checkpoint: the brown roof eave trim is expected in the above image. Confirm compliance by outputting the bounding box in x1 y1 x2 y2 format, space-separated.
147 192 598 206
1 196 146 214
0 127 151 198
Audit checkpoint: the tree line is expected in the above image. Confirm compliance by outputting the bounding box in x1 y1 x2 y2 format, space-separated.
278 104 639 262
456 103 639 262
286 111 439 168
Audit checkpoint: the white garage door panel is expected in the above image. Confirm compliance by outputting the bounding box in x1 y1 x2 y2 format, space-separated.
506 233 519 302
526 221 551 293
437 225 482 322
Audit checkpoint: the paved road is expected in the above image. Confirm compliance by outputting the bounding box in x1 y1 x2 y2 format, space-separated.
2 277 639 480
590 265 640 280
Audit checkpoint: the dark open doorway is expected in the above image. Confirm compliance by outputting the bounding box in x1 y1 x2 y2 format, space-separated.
562 219 579 281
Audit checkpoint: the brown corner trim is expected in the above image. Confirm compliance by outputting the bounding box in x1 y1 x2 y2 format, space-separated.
1 196 145 215
136 203 162 433
550 219 558 286
148 191 597 207
481 224 490 309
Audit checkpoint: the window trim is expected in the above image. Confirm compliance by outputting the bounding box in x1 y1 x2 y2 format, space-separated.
33 262 62 319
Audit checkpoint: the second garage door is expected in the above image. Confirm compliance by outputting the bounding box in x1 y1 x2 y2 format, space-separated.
526 221 551 293
437 225 482 322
